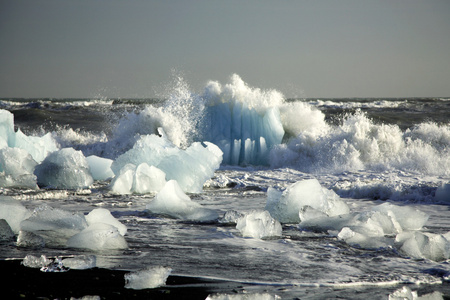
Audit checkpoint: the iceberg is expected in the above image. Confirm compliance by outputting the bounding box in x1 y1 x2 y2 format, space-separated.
86 155 114 180
0 147 38 189
67 222 128 251
146 180 218 221
202 75 285 165
34 147 93 189
0 196 31 233
124 266 172 289
110 163 166 194
111 133 222 193
20 205 88 246
266 179 349 224
85 208 127 236
236 210 282 239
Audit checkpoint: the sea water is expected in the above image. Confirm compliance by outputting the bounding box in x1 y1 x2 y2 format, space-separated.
0 74 449 298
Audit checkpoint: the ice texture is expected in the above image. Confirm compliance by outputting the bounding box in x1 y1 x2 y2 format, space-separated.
265 179 349 224
395 231 450 261
67 222 128 251
206 293 280 300
0 219 14 241
110 163 166 194
85 208 127 236
0 197 31 233
34 147 93 189
146 180 218 221
111 133 222 193
86 155 114 180
124 266 172 289
22 254 53 268
236 210 282 239
202 75 285 165
62 255 97 269
0 147 38 189
20 205 88 246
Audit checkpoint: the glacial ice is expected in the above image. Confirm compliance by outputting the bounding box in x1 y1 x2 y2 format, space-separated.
86 155 114 180
110 163 166 194
265 179 349 224
85 208 127 236
395 231 450 261
0 219 15 241
124 266 172 289
22 254 53 269
0 147 38 189
146 180 218 221
202 75 285 165
62 255 97 270
111 134 222 193
34 147 93 189
389 286 444 300
0 197 31 233
236 210 282 239
20 205 88 246
67 222 128 251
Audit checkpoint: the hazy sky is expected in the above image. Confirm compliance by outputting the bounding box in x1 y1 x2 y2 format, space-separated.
1 0 449 98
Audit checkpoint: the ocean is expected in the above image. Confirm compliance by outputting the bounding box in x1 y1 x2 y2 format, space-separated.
1 75 449 299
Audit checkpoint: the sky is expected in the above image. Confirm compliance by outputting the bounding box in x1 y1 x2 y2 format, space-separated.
1 0 449 98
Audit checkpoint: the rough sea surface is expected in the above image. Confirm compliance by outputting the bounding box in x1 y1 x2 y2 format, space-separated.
1 75 449 299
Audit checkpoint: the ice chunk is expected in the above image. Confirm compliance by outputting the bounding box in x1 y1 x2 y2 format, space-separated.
86 155 114 180
85 208 127 236
236 210 282 239
0 109 16 148
265 179 349 224
372 203 429 231
111 134 222 193
0 147 38 189
17 230 46 248
34 147 93 189
62 255 96 269
133 163 166 194
435 183 450 203
67 222 128 251
219 210 245 224
20 205 88 246
146 180 218 221
206 293 280 300
395 231 450 261
0 197 31 233
389 286 444 300
0 219 15 241
22 254 53 268
337 226 393 249
14 129 58 164
110 163 167 194
124 266 172 289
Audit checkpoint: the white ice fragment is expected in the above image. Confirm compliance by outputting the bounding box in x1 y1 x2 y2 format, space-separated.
85 208 127 236
110 163 167 194
67 222 128 251
372 203 429 231
0 147 38 189
62 255 96 269
16 230 46 248
34 147 93 189
22 255 53 268
395 231 450 261
0 196 31 233
14 129 58 164
337 226 393 249
20 205 88 246
111 134 222 193
146 180 218 221
389 286 417 300
0 109 16 148
86 155 114 180
206 293 280 300
435 183 450 203
124 266 172 290
265 179 349 224
236 210 282 239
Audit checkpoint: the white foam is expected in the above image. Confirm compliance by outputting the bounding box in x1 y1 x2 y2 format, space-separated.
124 266 172 289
